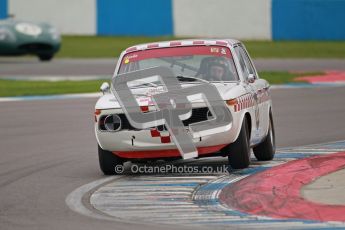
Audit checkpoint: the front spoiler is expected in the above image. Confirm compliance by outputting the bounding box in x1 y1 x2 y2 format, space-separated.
113 144 227 159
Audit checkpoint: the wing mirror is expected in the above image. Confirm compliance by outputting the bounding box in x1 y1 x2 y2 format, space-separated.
248 74 256 83
100 82 110 94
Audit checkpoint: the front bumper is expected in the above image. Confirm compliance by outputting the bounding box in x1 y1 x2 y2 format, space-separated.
95 106 242 159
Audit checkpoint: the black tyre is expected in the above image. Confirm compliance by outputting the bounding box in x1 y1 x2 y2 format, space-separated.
225 117 251 169
98 145 123 175
253 112 275 161
38 54 53 61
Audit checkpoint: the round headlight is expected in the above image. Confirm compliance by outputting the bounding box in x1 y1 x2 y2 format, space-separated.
104 114 122 132
15 23 42 36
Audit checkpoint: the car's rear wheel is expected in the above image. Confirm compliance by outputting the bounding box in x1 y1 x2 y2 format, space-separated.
38 54 53 61
253 112 275 161
225 117 251 169
98 145 123 175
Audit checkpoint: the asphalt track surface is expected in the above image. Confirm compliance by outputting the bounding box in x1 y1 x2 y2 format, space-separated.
1 58 345 76
1 86 345 230
303 168 345 205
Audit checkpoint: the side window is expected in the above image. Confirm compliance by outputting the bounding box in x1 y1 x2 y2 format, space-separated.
240 47 255 76
234 46 250 79
235 46 255 80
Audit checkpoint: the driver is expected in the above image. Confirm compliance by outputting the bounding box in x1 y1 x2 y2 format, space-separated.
205 58 230 81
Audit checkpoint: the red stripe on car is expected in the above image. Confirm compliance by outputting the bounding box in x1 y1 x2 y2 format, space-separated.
216 41 227 46
193 40 205 45
147 43 159 49
113 144 227 159
170 41 182 46
126 47 137 52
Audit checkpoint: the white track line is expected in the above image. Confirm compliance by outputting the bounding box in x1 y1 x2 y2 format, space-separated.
65 176 118 221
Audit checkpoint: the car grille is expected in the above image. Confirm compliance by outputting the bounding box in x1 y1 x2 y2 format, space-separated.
99 107 211 131
182 107 210 126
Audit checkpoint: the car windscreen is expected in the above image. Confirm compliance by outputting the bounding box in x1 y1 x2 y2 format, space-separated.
118 46 239 82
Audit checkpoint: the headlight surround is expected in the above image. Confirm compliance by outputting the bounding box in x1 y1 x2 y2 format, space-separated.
104 114 122 132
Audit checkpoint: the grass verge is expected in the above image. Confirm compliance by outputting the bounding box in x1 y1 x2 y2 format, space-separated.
258 71 321 84
56 36 345 59
0 71 322 97
0 79 106 97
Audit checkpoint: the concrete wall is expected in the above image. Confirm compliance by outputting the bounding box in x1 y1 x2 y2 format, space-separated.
173 0 271 40
8 0 96 35
3 0 345 40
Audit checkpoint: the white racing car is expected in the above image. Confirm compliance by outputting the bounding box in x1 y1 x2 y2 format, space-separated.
95 39 275 175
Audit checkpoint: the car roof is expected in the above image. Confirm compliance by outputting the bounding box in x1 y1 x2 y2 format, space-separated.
123 38 242 54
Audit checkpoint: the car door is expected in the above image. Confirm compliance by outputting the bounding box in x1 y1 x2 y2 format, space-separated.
241 45 270 142
234 45 265 145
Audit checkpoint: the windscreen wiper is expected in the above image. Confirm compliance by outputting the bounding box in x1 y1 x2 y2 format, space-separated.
176 76 198 82
176 75 210 84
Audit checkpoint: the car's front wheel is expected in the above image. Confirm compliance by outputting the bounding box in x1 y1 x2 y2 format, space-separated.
253 112 275 161
224 117 251 169
98 145 123 175
38 54 54 62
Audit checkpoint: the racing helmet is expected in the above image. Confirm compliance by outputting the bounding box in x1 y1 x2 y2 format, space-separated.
206 57 231 80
